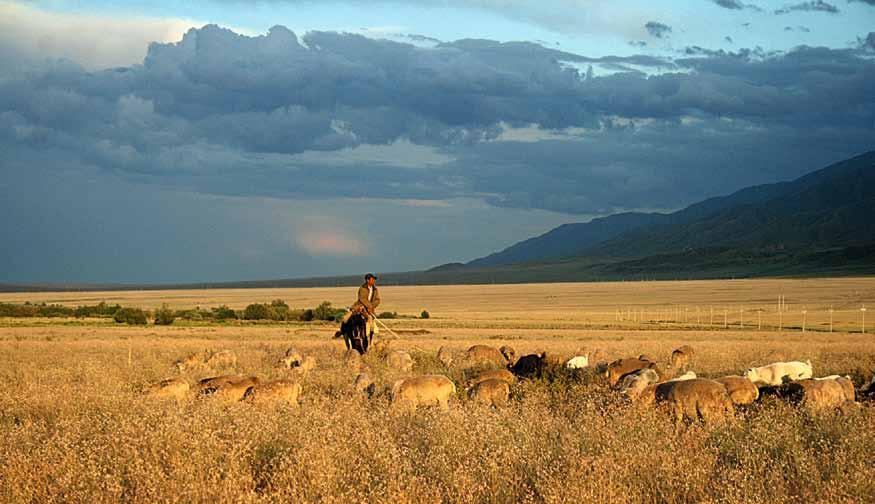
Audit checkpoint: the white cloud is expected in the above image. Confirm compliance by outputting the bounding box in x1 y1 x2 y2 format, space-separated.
0 2 203 69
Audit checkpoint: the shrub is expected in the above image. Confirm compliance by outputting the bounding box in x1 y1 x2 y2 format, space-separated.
299 309 315 322
270 299 290 321
378 311 398 319
421 310 430 319
313 301 342 321
243 303 274 321
212 305 238 321
154 304 175 325
74 302 122 318
113 307 148 325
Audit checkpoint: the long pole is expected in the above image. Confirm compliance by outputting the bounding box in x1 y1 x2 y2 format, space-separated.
373 315 403 340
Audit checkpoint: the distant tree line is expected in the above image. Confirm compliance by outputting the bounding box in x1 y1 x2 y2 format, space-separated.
0 300 429 325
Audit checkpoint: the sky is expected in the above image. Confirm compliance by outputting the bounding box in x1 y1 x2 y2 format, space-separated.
1 0 874 284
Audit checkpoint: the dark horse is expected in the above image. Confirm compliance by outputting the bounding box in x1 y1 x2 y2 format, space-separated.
335 312 370 354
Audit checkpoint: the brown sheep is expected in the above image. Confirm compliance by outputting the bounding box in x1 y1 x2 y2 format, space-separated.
670 345 694 370
198 375 259 402
785 379 849 411
386 350 414 372
343 349 362 371
243 379 301 406
639 379 734 425
391 375 456 411
353 373 375 396
468 378 510 407
277 347 303 369
462 345 507 368
469 369 517 387
144 377 190 401
836 376 856 402
607 357 658 387
437 346 456 367
176 349 237 372
714 376 759 405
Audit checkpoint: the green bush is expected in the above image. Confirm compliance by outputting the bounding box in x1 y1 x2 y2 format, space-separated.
299 309 315 322
378 311 398 319
212 305 238 321
154 304 175 325
313 301 342 321
74 302 122 318
243 303 274 320
113 307 148 325
270 299 290 320
421 310 430 319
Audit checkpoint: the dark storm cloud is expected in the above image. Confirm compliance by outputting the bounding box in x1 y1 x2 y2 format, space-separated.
645 21 672 39
775 1 840 14
2 24 875 218
859 32 875 49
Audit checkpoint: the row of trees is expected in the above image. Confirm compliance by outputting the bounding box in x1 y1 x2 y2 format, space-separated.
0 300 430 325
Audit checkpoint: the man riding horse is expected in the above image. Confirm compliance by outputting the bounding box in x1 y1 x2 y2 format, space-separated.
336 273 381 353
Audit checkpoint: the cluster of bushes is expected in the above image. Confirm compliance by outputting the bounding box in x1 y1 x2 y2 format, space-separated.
241 300 346 322
0 299 426 325
0 301 123 319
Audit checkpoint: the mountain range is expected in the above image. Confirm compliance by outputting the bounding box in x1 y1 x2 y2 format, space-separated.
460 150 875 277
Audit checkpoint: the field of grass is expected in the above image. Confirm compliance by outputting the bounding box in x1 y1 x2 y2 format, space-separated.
1 278 874 502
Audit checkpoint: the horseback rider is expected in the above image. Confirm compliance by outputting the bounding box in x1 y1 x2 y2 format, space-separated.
341 273 381 338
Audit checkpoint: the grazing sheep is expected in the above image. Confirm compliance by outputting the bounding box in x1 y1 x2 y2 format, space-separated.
468 378 510 407
670 346 694 370
205 350 237 369
607 357 658 387
785 379 849 411
391 375 456 411
176 350 237 372
620 368 660 400
291 356 316 379
744 360 813 386
812 376 855 402
640 379 734 425
343 349 362 371
462 345 508 368
510 353 546 379
353 373 375 396
175 351 211 372
566 355 590 370
144 377 190 401
198 375 259 402
470 369 517 387
277 347 303 369
437 346 456 367
243 379 301 406
386 350 414 372
499 345 516 365
714 376 759 405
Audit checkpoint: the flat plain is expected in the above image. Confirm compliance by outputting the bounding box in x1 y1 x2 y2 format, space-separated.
1 277 874 503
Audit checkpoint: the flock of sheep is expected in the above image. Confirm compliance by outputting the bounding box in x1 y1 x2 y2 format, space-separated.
144 342 875 425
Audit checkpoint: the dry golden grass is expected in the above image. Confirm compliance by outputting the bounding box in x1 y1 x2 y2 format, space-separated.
1 278 874 503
